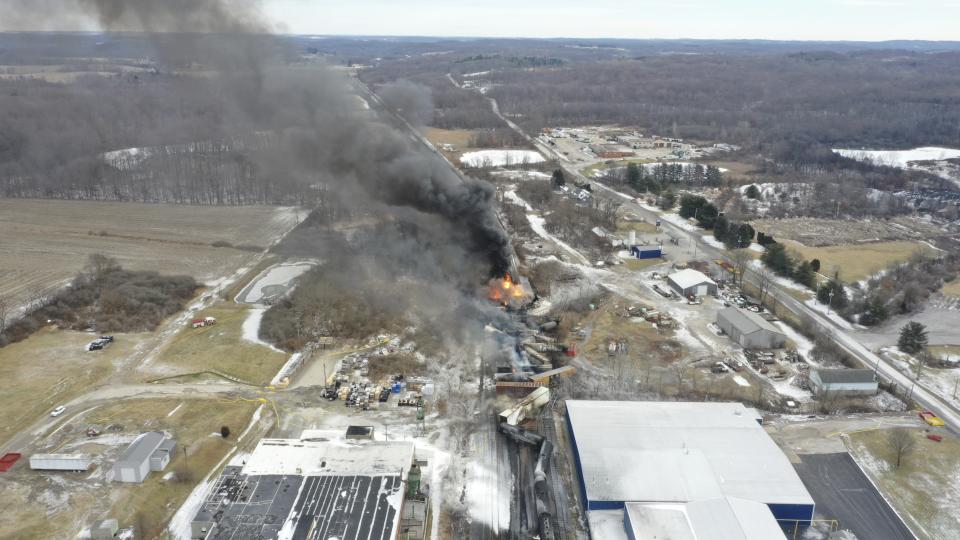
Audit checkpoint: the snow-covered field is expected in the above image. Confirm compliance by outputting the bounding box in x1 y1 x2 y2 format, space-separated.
459 149 545 168
834 147 960 187
834 147 960 168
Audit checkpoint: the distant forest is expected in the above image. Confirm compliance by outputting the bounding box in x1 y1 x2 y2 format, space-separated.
2 34 960 205
356 38 960 194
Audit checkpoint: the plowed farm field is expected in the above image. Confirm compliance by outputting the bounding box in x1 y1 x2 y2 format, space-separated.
0 199 302 314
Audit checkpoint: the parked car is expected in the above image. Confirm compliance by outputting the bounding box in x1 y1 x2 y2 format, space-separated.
50 405 66 417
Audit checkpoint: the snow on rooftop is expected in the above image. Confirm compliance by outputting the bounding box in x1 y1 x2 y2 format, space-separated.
241 438 414 477
566 401 812 507
587 510 629 540
623 497 785 540
667 268 716 290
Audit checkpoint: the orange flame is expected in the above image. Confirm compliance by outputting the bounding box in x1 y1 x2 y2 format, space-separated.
489 273 527 305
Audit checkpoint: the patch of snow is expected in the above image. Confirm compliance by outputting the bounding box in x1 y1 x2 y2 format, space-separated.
527 214 590 265
834 147 960 168
241 307 284 352
489 169 551 181
166 402 184 417
587 510 629 540
660 212 700 232
459 149 545 168
732 374 751 387
750 260 811 293
803 298 855 330
749 243 765 253
701 234 727 250
503 189 533 211
775 321 815 362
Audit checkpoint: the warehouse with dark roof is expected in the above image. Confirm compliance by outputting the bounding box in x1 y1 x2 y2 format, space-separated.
190 436 415 540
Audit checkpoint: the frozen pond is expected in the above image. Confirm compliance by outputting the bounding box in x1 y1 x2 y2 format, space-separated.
235 261 316 304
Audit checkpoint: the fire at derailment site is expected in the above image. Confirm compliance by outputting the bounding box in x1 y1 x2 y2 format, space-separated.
3 2 960 540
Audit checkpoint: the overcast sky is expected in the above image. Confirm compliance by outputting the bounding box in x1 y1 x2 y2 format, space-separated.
1 0 957 41
263 0 960 41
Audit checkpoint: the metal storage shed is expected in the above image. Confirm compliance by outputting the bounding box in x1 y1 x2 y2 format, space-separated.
809 369 878 397
716 307 786 349
667 269 717 297
112 432 174 483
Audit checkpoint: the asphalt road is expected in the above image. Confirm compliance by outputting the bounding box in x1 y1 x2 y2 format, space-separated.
794 453 914 540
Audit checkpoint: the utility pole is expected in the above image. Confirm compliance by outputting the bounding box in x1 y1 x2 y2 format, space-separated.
826 290 835 315
953 377 958 400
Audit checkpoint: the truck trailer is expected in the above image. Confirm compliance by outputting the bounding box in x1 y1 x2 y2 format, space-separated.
30 453 92 471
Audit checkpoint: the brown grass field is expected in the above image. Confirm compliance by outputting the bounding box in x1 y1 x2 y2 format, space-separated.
0 199 300 311
779 239 934 283
940 279 960 298
150 303 290 385
0 327 150 446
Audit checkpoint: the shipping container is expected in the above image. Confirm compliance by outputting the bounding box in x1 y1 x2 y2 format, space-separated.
29 453 92 471
0 452 22 472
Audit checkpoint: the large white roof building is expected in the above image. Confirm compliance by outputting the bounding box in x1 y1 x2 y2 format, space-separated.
565 401 814 539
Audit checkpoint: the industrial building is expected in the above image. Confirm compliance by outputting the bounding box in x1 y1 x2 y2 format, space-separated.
111 432 175 483
565 401 815 538
716 307 786 349
629 244 662 259
190 434 418 540
809 369 878 397
667 268 717 297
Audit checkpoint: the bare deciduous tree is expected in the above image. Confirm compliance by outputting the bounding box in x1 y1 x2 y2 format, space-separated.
887 428 916 469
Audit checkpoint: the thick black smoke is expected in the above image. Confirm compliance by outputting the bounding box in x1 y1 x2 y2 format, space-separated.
6 0 512 277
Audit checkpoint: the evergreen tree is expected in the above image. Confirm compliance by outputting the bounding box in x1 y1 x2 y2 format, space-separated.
705 165 723 186
817 279 848 309
792 260 815 289
678 194 707 219
761 242 794 276
658 190 677 210
745 184 760 199
551 168 565 188
736 223 755 247
626 163 641 190
810 259 821 272
859 296 889 326
714 214 729 241
697 203 719 229
898 321 928 354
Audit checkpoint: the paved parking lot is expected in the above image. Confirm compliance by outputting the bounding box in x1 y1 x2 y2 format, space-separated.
794 452 914 540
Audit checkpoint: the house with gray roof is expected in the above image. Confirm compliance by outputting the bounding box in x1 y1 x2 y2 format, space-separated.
716 307 786 349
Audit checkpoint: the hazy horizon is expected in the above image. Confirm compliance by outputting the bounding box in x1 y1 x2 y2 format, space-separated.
2 0 959 42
